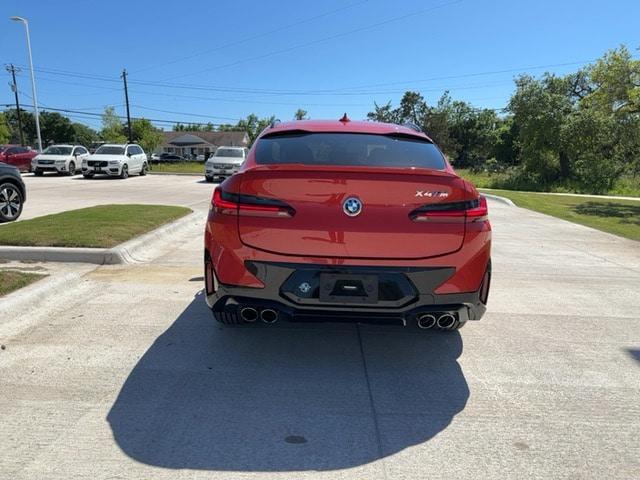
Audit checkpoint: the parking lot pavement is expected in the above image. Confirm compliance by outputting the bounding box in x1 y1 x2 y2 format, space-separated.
17 173 214 220
1 196 639 479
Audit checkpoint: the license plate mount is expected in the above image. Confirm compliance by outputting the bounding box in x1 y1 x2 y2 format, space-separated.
319 273 379 304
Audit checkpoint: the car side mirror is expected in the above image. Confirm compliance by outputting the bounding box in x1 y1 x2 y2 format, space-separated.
127 152 132 157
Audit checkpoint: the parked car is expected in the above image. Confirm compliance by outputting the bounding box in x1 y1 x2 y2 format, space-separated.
82 143 148 179
0 145 38 173
159 153 185 162
0 161 26 222
204 119 491 331
32 145 90 176
204 146 248 182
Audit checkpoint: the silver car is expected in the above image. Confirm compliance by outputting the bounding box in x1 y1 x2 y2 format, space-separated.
204 147 248 182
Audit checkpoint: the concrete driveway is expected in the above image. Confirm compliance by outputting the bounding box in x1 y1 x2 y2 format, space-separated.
1 184 639 479
17 173 214 220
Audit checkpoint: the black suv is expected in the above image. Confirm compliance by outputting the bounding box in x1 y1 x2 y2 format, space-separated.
0 161 26 222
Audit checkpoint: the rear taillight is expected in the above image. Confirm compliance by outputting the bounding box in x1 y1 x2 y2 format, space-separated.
211 187 295 218
410 196 488 222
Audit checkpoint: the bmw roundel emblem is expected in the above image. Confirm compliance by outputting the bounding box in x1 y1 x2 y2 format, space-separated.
343 197 363 217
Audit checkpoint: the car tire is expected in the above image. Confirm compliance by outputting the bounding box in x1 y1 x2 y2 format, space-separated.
67 161 76 176
120 164 129 179
0 182 24 223
34 169 43 176
140 162 148 176
205 176 213 182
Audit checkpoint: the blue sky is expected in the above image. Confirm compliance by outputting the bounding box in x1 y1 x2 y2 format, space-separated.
1 0 638 131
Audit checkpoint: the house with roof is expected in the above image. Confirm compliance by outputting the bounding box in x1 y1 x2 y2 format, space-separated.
158 131 250 158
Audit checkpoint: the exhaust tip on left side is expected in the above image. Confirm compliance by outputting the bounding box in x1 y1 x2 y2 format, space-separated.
417 314 437 330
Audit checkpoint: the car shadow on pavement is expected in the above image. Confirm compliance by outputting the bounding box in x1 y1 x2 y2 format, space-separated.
107 291 468 472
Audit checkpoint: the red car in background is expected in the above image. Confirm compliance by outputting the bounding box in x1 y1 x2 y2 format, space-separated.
0 145 38 172
204 118 491 331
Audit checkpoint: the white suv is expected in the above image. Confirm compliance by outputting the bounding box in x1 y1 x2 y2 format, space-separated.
204 146 248 182
83 143 148 179
32 145 90 176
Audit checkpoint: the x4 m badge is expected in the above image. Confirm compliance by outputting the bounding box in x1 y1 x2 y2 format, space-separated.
415 191 449 198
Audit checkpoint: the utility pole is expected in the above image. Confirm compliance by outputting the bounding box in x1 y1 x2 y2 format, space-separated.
121 68 132 142
5 64 25 146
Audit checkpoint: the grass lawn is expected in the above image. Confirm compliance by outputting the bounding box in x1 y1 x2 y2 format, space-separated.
150 162 203 174
0 204 191 248
457 168 640 197
0 270 46 296
484 189 640 241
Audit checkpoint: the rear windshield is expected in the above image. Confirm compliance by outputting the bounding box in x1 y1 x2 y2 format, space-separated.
95 146 124 155
215 148 243 158
255 132 446 169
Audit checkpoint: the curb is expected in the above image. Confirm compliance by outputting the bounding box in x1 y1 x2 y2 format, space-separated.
0 270 84 320
0 211 200 265
482 193 516 207
148 172 202 177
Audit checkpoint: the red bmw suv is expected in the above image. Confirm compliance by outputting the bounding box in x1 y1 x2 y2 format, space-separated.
204 119 491 331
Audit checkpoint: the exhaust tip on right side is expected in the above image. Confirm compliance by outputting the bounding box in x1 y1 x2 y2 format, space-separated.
260 309 279 324
436 313 456 330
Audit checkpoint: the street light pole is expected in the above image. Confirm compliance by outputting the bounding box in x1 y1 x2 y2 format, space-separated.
10 16 42 152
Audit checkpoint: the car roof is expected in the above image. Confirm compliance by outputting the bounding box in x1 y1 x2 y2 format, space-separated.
260 119 433 141
98 143 138 147
216 146 245 149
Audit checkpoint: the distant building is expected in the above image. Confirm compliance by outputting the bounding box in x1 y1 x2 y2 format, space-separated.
158 131 250 158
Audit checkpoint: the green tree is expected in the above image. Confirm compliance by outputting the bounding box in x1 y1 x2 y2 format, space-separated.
4 108 36 145
508 74 575 184
0 112 10 144
100 106 126 143
294 109 309 120
235 114 275 144
39 111 75 146
70 123 98 147
173 122 215 132
562 108 623 193
131 118 163 154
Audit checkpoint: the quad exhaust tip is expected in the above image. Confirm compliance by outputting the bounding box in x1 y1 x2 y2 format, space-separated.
240 307 258 323
417 314 437 330
436 313 456 330
260 308 278 324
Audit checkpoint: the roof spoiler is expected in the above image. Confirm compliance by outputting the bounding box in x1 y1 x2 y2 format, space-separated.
402 122 422 133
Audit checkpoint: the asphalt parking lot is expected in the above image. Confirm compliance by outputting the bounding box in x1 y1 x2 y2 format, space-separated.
1 175 639 479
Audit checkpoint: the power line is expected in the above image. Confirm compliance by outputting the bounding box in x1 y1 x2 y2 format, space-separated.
129 0 371 74
131 105 240 121
22 58 598 98
162 0 466 81
2 103 241 127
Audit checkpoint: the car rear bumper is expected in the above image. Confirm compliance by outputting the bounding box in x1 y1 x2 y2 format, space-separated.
204 258 491 325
